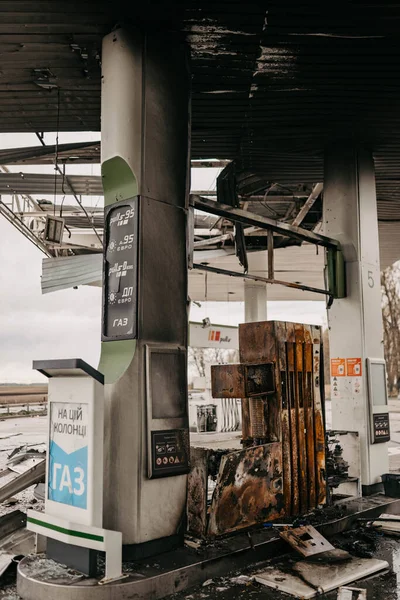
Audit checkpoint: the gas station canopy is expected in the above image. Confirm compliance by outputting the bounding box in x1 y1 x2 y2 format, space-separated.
1 2 400 298
1 2 400 198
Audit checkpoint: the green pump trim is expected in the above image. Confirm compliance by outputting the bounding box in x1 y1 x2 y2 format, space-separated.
102 155 138 207
327 247 346 299
99 155 139 383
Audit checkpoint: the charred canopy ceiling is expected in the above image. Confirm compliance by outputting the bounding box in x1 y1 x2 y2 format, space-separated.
2 2 400 235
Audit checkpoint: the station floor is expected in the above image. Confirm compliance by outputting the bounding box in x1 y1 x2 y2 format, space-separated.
168 536 400 600
1 402 400 598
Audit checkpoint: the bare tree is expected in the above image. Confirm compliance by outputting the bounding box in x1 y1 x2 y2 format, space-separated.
381 265 400 393
188 347 239 379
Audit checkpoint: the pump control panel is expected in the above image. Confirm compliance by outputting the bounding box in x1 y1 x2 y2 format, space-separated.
367 358 390 444
151 429 189 478
145 344 190 479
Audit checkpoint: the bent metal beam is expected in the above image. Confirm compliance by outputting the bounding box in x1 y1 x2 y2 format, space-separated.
191 194 339 250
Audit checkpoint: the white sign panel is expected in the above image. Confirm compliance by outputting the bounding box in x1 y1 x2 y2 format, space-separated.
48 402 88 510
189 322 239 349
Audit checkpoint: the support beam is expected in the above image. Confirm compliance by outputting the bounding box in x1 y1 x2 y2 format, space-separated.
292 182 323 227
244 252 268 322
192 195 339 249
99 28 190 556
267 230 274 279
192 263 332 298
324 145 388 490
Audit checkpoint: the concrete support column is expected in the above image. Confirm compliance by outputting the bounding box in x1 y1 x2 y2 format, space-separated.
99 28 190 554
244 253 267 323
324 145 388 490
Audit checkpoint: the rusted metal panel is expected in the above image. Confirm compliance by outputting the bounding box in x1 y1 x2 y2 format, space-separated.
241 397 252 445
304 324 316 510
295 323 308 514
245 363 275 397
279 525 334 557
211 363 275 399
276 321 291 515
249 397 266 440
211 364 245 398
247 321 281 444
207 443 284 536
286 322 300 515
187 447 210 537
311 325 327 506
238 321 274 365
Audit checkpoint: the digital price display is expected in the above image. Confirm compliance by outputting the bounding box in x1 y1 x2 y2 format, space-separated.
102 197 139 341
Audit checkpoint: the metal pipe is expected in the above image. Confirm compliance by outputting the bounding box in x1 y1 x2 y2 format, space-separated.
192 263 332 298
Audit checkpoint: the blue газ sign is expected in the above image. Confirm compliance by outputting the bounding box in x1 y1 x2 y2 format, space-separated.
48 403 88 509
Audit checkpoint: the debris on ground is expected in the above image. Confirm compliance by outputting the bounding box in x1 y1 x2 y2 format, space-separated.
307 549 352 564
255 556 388 598
279 525 335 557
0 444 46 514
337 586 367 600
0 460 45 505
335 528 381 559
371 513 400 536
184 537 202 550
229 575 252 585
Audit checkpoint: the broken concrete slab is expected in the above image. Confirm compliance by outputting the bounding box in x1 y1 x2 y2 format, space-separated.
371 513 400 535
294 557 388 594
255 556 388 598
337 587 367 600
0 553 14 577
255 566 316 599
306 548 352 563
0 460 45 503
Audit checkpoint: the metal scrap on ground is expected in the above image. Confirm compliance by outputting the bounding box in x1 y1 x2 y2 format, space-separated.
0 510 33 581
371 513 400 535
279 525 335 558
0 446 45 504
337 587 367 600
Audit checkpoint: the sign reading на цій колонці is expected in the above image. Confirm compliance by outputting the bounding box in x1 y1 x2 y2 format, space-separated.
48 403 88 509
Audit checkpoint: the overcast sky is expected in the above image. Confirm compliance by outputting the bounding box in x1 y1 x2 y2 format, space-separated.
0 132 326 383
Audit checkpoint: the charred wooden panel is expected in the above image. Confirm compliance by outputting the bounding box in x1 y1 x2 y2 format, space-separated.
187 447 210 537
249 397 266 439
211 363 275 399
239 321 275 364
311 325 327 506
251 321 281 444
304 324 316 509
241 397 251 445
286 322 300 515
276 320 291 515
245 363 275 397
295 323 308 513
207 443 284 537
211 363 245 398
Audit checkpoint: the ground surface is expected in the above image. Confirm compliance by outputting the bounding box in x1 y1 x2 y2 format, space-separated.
1 405 400 598
168 536 400 600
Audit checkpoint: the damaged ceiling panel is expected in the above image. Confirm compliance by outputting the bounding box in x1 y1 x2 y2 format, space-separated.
1 2 400 267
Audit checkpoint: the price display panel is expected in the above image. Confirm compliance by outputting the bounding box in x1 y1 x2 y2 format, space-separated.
102 197 139 341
